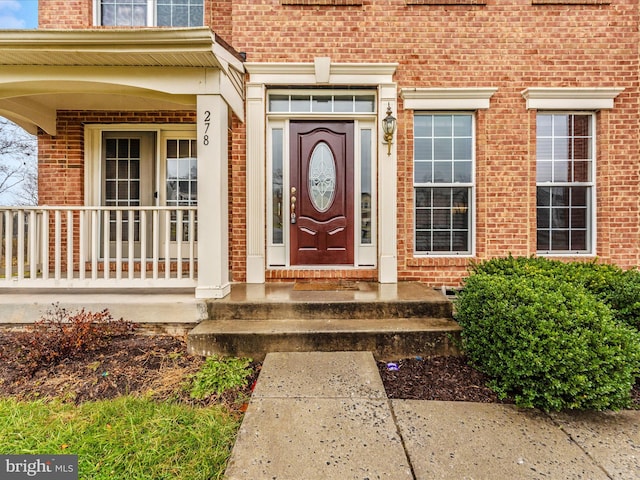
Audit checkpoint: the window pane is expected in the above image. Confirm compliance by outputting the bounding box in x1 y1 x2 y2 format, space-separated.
551 187 570 207
272 129 284 244
414 138 432 161
415 188 431 208
571 230 587 251
291 95 310 112
354 96 375 113
453 115 472 136
414 115 432 137
537 161 552 183
156 0 203 27
416 231 431 252
433 138 452 160
553 115 570 136
537 138 553 160
416 209 431 229
553 160 570 182
537 207 549 229
537 115 553 136
454 161 472 183
103 0 148 26
334 96 353 112
551 208 569 228
571 187 587 206
432 209 451 229
453 138 472 160
433 189 451 207
433 161 452 183
360 129 372 244
573 161 590 182
312 96 332 112
551 230 569 250
571 208 587 229
432 232 451 251
414 162 432 184
434 116 452 136
537 229 550 250
269 95 289 112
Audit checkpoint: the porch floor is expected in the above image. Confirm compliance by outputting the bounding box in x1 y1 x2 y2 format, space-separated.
0 288 204 335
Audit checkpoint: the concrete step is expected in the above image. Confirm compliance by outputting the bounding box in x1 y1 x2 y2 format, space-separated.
187 317 461 361
205 283 453 320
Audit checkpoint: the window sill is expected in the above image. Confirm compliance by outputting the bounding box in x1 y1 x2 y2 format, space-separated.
406 0 486 5
532 0 610 4
281 0 363 5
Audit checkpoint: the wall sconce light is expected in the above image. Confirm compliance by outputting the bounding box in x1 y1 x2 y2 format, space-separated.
382 104 397 156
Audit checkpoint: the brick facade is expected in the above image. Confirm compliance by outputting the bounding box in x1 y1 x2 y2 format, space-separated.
36 0 640 286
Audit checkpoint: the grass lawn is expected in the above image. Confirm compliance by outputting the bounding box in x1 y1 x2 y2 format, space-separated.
0 396 241 479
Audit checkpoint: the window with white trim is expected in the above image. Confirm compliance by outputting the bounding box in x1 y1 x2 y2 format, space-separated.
96 0 203 27
536 113 594 254
414 113 473 254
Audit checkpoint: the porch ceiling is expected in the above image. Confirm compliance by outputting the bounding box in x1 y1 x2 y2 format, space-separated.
0 28 245 134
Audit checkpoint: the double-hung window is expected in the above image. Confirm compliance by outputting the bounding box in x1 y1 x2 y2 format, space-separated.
536 113 594 254
414 113 474 254
97 0 204 27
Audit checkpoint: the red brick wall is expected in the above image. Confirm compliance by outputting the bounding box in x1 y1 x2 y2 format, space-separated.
39 0 92 28
37 0 640 286
231 0 640 285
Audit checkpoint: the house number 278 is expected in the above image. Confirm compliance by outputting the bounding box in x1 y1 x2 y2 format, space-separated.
203 110 211 145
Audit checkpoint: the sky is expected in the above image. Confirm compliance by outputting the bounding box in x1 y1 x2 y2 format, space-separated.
0 0 38 29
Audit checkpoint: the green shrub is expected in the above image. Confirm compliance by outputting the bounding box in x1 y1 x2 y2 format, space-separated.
470 256 640 331
456 273 640 411
188 356 253 400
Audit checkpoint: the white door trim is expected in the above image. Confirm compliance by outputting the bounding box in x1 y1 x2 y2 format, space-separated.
245 59 398 283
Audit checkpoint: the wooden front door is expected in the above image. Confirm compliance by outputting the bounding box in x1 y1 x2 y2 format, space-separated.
290 121 354 265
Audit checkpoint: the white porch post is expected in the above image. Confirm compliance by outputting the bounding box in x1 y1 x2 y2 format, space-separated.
195 94 231 298
245 83 266 283
378 84 398 283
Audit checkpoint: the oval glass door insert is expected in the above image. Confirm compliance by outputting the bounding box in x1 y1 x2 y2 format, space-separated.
308 142 336 212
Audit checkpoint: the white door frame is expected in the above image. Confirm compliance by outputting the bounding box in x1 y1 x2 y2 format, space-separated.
245 59 398 283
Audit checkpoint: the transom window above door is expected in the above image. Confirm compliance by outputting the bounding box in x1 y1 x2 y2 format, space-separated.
268 94 376 114
96 0 204 27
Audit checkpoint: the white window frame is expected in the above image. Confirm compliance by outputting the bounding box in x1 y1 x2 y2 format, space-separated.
93 0 204 27
535 112 596 256
412 112 476 257
85 124 196 208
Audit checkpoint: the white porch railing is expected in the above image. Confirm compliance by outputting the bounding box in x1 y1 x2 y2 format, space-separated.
0 206 197 288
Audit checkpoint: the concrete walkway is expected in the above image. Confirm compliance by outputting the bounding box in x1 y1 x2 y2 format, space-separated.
224 352 640 480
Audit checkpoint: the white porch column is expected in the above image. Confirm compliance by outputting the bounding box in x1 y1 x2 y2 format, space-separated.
245 83 266 283
378 84 398 283
196 94 231 298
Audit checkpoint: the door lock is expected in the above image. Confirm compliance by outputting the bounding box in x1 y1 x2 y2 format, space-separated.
290 186 297 224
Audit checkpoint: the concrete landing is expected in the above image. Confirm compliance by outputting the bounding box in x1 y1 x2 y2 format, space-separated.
225 351 640 480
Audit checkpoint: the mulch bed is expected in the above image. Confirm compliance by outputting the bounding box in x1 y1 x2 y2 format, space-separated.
1 332 638 408
378 356 512 404
0 333 260 411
